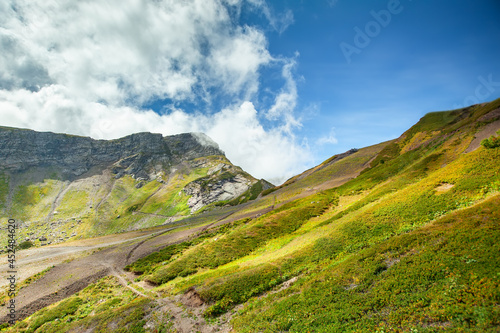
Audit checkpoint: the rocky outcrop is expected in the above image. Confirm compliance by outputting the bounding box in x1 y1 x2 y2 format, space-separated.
184 163 255 212
0 127 223 180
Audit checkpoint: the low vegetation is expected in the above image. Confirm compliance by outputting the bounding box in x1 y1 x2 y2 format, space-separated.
232 194 500 332
146 190 338 286
5 276 149 333
481 129 500 148
3 99 500 332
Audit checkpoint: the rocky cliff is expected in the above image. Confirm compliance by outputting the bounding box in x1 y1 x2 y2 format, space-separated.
0 127 223 180
0 127 268 244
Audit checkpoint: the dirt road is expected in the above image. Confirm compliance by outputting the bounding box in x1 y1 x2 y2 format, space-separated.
0 229 160 289
0 225 195 323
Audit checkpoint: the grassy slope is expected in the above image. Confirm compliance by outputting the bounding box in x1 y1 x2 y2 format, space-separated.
1 155 255 243
233 193 500 332
154 100 500 329
223 140 389 220
4 276 151 333
4 99 500 332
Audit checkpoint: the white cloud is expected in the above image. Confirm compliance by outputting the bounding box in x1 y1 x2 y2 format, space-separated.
246 0 294 34
208 25 271 97
317 128 339 145
266 60 298 120
0 0 309 184
204 102 311 184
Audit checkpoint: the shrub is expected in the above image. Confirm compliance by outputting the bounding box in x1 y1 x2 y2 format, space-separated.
27 297 83 332
200 264 282 317
18 240 34 250
481 130 500 149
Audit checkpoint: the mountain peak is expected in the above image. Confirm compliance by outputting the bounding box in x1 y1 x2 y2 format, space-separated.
191 132 220 150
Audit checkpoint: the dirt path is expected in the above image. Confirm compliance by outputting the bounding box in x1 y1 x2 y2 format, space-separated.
45 181 70 222
109 267 150 299
0 229 160 289
148 295 233 333
132 211 173 218
0 224 198 323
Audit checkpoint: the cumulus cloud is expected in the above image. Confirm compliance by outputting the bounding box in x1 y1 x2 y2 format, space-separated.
0 0 310 184
204 102 311 184
208 25 271 98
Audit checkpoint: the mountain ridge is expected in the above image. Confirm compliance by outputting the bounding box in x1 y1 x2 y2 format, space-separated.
0 127 223 180
0 128 268 244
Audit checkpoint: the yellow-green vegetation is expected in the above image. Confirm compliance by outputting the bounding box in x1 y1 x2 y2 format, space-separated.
3 154 259 244
232 194 500 332
124 224 236 275
4 276 150 333
11 180 60 220
146 190 338 287
229 140 389 219
56 189 89 218
135 100 500 329
4 100 500 331
138 173 194 216
481 129 500 149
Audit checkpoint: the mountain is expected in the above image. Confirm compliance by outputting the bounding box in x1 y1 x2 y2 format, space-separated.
2 98 500 332
0 128 269 245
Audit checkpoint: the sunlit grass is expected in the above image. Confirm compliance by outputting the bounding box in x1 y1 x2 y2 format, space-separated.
5 99 500 332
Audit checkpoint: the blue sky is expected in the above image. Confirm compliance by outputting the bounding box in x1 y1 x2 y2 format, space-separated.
265 0 500 157
1 0 499 184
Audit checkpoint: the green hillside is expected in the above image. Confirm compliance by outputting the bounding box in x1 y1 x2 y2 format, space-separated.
0 154 261 246
4 99 500 332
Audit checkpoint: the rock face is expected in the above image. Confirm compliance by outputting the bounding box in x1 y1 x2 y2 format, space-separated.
184 162 255 212
0 127 222 180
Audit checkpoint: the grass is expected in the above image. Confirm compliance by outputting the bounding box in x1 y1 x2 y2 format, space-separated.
4 276 148 333
201 263 283 317
56 189 89 218
10 181 59 220
145 190 338 286
4 99 500 332
231 194 500 332
124 223 239 275
481 130 500 148
4 153 248 242
156 102 500 323
25 297 83 333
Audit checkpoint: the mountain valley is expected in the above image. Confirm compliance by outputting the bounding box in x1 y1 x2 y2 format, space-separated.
1 98 500 332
